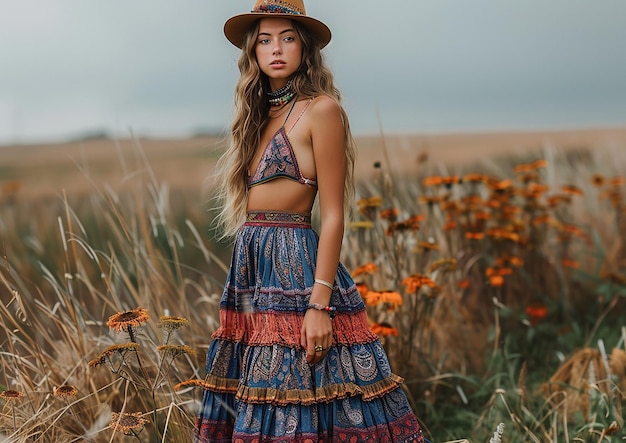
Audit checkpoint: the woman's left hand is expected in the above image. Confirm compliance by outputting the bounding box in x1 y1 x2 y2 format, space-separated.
300 308 333 365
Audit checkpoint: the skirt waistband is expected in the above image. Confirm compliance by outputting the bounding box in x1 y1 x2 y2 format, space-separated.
245 211 311 228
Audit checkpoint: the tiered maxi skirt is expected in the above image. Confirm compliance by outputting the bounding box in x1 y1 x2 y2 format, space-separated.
195 211 425 442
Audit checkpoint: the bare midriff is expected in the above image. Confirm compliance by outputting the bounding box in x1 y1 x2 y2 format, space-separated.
247 178 317 214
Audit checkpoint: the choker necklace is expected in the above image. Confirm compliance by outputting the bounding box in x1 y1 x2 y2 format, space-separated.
267 80 296 107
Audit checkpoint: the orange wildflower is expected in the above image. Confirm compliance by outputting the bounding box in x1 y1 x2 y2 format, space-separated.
474 211 491 221
462 194 483 205
485 199 502 209
371 322 399 337
609 176 625 187
561 185 584 196
402 275 436 293
562 224 586 237
88 342 140 368
464 173 486 183
457 280 470 289
419 195 443 206
547 195 572 207
465 232 485 240
485 267 510 286
525 302 549 325
487 228 519 242
508 256 524 267
107 308 149 334
561 259 580 269
489 275 505 286
53 385 78 398
494 179 514 191
423 176 444 187
352 263 378 277
355 282 369 297
531 159 548 169
526 183 550 196
443 221 458 231
0 389 24 402
442 176 461 187
386 215 424 235
513 163 534 174
417 241 439 251
380 208 400 221
364 290 403 308
110 412 149 435
517 172 540 184
532 215 551 225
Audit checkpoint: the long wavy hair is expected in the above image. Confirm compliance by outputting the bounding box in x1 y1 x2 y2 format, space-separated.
213 20 356 238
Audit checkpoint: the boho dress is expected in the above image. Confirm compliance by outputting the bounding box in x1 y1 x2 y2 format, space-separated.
195 101 425 442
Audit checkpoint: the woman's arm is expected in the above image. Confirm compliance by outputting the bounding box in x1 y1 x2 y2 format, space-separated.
300 95 347 364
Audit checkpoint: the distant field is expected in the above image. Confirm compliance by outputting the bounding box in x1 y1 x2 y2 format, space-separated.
1 126 625 200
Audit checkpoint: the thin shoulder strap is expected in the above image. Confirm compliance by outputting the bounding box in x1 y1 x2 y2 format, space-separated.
282 99 298 125
287 98 314 134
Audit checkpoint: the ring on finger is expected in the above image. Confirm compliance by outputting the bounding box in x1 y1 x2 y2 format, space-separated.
314 345 323 353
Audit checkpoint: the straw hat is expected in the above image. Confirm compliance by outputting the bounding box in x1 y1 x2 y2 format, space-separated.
224 0 332 49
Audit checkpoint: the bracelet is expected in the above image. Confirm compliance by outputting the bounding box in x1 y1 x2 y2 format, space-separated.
308 303 337 319
314 278 334 290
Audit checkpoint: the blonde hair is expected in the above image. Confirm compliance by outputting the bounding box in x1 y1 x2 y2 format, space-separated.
213 20 355 237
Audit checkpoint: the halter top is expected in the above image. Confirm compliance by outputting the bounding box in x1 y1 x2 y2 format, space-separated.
247 99 317 188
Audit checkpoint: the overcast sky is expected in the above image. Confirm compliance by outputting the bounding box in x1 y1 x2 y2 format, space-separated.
1 0 626 145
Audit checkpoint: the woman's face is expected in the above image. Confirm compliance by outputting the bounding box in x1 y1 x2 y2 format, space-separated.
255 18 302 88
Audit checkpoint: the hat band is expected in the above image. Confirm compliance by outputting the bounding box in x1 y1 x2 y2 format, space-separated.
252 1 304 15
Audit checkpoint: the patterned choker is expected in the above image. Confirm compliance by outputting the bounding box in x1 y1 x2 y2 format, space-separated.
267 80 297 107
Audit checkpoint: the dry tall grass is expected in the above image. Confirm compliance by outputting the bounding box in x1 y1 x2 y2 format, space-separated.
0 137 625 441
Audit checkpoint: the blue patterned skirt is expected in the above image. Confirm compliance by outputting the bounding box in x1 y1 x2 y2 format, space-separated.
195 211 425 442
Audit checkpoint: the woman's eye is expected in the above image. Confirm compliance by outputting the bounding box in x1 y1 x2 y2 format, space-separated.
259 38 270 44
283 36 295 42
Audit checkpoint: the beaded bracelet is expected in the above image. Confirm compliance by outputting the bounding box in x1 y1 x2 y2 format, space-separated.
314 278 334 290
307 303 337 319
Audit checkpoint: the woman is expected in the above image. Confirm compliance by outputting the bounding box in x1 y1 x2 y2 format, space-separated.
195 1 426 441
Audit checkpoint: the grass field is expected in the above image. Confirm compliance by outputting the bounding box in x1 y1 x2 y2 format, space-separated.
1 127 625 442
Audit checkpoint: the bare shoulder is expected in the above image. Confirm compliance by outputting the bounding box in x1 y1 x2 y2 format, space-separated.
309 95 341 119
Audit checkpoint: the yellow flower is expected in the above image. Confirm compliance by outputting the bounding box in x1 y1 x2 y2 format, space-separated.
107 307 149 334
157 345 196 356
356 197 383 212
428 258 457 273
348 221 375 229
159 316 189 331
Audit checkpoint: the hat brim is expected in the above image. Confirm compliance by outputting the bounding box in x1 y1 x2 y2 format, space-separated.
224 13 331 49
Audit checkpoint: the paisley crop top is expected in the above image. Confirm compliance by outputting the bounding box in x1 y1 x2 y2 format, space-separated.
247 99 317 188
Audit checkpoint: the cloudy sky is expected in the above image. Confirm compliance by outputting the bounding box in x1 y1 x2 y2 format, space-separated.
1 0 625 145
